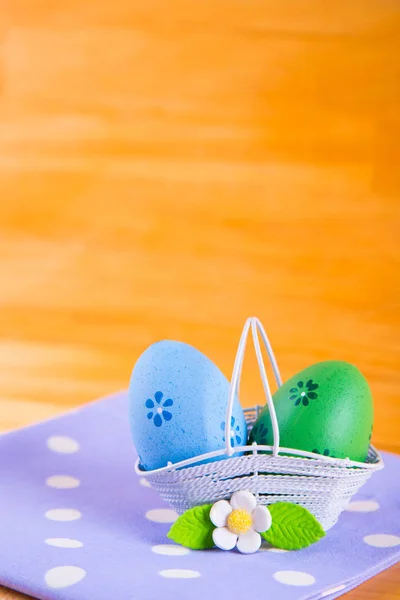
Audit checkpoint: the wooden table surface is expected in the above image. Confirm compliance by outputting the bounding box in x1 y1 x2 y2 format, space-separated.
1 0 399 598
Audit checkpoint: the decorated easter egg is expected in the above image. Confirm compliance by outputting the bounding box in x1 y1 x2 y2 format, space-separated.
129 341 247 470
249 361 373 462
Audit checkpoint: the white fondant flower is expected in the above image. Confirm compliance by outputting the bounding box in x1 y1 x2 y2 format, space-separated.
210 491 272 554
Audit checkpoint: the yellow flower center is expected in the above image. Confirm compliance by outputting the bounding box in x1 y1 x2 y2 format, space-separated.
227 509 252 535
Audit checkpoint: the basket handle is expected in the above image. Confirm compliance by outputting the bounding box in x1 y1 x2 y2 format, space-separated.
224 316 282 457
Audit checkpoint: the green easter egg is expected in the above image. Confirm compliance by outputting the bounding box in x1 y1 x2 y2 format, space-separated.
249 361 373 462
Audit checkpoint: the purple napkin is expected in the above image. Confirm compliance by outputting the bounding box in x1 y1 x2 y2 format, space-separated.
0 392 399 600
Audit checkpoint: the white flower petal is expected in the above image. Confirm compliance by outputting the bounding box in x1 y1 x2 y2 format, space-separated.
230 490 257 513
252 505 272 533
236 529 262 554
210 500 232 527
212 527 238 551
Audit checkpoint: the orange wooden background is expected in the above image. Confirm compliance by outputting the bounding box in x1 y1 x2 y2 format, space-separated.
0 1 399 598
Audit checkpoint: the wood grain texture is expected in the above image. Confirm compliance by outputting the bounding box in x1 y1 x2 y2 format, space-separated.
0 1 399 598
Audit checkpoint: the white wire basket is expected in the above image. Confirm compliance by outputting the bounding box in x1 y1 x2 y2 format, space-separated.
135 317 383 531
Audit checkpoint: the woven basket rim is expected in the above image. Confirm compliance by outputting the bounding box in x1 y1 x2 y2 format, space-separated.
135 442 383 477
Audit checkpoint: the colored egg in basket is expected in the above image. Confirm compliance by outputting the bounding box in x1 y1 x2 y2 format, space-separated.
249 360 373 462
129 340 247 471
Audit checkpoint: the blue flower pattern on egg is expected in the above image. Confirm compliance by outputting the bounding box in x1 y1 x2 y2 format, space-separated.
220 416 242 446
145 391 173 427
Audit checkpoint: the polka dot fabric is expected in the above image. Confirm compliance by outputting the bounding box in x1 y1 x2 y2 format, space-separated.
0 392 399 600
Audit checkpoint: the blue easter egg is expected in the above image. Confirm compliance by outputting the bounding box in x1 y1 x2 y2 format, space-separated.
129 340 247 471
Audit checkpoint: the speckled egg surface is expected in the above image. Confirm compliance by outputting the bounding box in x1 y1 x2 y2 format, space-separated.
250 361 374 462
129 340 247 471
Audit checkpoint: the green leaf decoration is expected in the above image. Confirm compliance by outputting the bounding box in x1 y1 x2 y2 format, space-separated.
261 502 325 550
167 504 215 550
